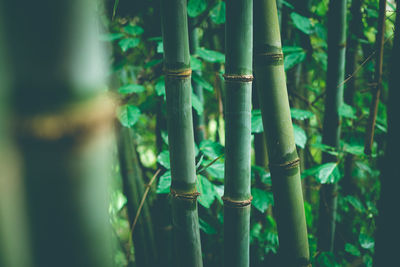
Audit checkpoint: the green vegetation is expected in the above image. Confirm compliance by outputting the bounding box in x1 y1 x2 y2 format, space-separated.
0 0 397 266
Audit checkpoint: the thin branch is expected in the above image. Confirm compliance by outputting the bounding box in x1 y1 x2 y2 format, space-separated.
128 169 161 245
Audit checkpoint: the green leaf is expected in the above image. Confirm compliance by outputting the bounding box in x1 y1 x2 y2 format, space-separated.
290 108 314 120
118 84 145 94
145 58 163 68
199 218 217 234
251 109 264 133
210 1 226 24
201 160 224 180
117 105 141 128
197 175 217 208
315 23 327 41
157 150 170 169
302 162 340 184
312 142 339 156
290 12 314 35
192 72 213 91
293 124 307 148
188 0 207 18
99 33 124 42
197 47 225 63
339 103 356 119
156 171 171 194
359 233 375 250
343 195 365 212
157 41 164 54
199 140 224 159
190 56 202 71
284 51 306 70
345 243 361 257
251 188 274 213
123 25 144 36
282 46 303 54
192 91 204 115
155 77 165 96
343 143 364 156
251 166 271 185
119 38 140 52
281 0 294 9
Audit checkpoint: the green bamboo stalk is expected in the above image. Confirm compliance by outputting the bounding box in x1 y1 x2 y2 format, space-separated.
374 4 400 265
0 10 31 266
253 0 310 266
364 0 386 155
117 126 157 266
343 0 364 195
317 0 347 252
223 1 252 267
160 1 203 266
4 1 114 266
189 18 206 145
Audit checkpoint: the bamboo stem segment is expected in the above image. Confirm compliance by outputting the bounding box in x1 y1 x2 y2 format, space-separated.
253 0 310 265
160 1 203 266
223 1 253 267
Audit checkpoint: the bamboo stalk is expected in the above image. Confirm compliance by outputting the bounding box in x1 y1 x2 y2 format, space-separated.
364 0 386 155
318 0 347 252
117 126 158 266
4 1 114 266
253 0 310 266
223 1 253 266
160 1 203 266
374 3 400 265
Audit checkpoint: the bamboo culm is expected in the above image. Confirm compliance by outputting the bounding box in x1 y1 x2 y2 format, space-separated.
318 0 347 252
253 0 310 265
3 1 114 266
223 1 253 267
160 0 203 266
374 3 400 265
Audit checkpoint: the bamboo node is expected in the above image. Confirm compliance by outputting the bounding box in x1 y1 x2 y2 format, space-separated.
170 189 200 200
16 94 116 141
164 68 192 79
222 196 253 208
223 74 254 82
269 158 300 171
254 52 284 65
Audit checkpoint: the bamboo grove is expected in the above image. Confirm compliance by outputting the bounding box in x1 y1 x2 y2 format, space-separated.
0 0 398 267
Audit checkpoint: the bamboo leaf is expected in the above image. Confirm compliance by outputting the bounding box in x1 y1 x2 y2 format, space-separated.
359 233 374 250
293 124 307 148
119 38 140 52
144 58 163 68
251 188 274 213
157 150 171 169
343 195 365 212
199 140 224 159
117 105 141 128
345 243 361 257
118 84 145 94
201 160 224 180
251 109 264 133
156 171 171 194
290 108 314 120
339 103 356 119
282 46 303 54
188 0 207 18
155 77 165 96
301 162 340 184
197 47 225 63
251 166 271 185
284 51 306 70
192 72 213 91
192 90 204 115
210 1 226 24
290 12 314 35
199 218 217 235
197 175 217 208
190 56 202 71
157 41 164 54
123 25 144 36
